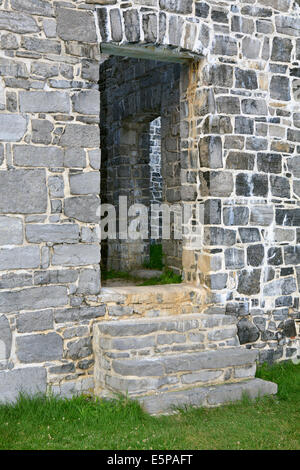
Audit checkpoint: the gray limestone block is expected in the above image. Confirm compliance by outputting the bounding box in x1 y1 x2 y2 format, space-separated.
181 370 223 385
20 91 70 113
250 206 274 226
237 269 261 296
26 224 79 244
66 336 92 360
57 7 97 43
0 246 40 270
139 386 207 415
48 175 64 198
112 357 165 377
0 11 39 34
0 272 32 290
263 277 297 296
237 318 260 345
64 195 100 223
275 15 300 37
207 378 277 406
110 8 123 42
142 12 158 43
0 315 12 361
0 367 47 403
16 332 63 363
0 285 68 313
159 0 193 14
64 147 87 169
213 35 238 56
88 149 100 170
11 0 54 17
52 243 100 267
199 136 222 169
224 247 245 269
223 206 249 226
43 18 56 38
16 310 54 333
72 90 100 115
111 335 156 351
207 326 237 342
59 124 100 148
270 76 291 101
14 145 64 167
55 305 105 323
0 114 27 142
31 119 54 145
21 37 61 54
69 172 100 195
0 216 23 245
123 9 140 42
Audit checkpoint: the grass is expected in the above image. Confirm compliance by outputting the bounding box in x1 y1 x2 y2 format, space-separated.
143 244 164 270
101 244 182 286
0 361 299 450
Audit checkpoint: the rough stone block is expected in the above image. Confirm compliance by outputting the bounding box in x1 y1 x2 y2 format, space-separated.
59 124 100 148
0 114 27 142
0 246 40 270
16 310 54 333
16 332 63 363
26 224 79 244
0 286 68 313
52 244 100 267
0 11 39 34
0 367 46 403
69 172 100 195
57 7 97 43
0 216 23 245
64 195 100 223
0 315 12 360
20 91 70 113
14 145 64 167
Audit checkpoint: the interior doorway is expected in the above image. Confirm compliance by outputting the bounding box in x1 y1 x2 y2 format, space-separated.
99 54 184 281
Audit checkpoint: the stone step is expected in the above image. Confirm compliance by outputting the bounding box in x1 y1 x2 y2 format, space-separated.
94 314 241 366
137 378 278 415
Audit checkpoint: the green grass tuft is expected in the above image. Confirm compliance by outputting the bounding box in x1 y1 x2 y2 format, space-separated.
0 361 299 449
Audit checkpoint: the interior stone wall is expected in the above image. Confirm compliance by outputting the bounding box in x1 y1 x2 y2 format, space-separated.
100 56 182 272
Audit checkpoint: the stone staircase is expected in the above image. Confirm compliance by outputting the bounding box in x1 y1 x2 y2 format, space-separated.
93 286 277 414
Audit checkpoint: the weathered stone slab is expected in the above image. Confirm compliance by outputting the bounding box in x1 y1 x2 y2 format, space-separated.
16 332 63 363
0 315 12 361
0 286 68 313
0 170 47 214
14 145 64 167
0 114 27 141
11 0 54 17
26 224 79 243
0 11 39 34
57 7 97 43
0 367 46 403
64 195 100 223
0 216 23 245
69 172 100 195
20 91 70 113
52 244 100 267
0 246 40 270
59 124 100 148
16 310 54 333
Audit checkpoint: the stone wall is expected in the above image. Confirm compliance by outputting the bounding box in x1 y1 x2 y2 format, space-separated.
0 0 299 401
149 116 162 243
